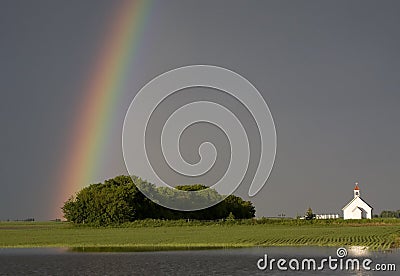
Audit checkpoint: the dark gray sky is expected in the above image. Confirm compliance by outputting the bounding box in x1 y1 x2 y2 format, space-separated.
1 0 399 220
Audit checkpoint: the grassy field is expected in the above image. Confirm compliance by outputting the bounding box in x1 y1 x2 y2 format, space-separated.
0 220 399 251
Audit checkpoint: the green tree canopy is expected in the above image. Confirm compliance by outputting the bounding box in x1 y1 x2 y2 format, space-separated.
380 210 400 218
305 207 315 220
62 175 255 225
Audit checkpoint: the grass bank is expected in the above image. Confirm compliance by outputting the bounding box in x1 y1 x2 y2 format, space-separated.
0 219 399 250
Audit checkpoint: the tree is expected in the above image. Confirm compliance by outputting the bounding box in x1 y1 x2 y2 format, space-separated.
62 175 256 225
380 210 400 218
305 207 315 220
226 212 235 221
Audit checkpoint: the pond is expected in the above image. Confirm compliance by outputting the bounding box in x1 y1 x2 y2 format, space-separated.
0 247 398 275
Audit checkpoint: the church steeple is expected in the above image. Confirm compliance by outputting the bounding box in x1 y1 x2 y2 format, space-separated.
354 182 360 198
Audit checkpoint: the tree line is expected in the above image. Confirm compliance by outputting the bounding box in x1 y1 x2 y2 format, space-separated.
379 210 400 218
62 175 255 225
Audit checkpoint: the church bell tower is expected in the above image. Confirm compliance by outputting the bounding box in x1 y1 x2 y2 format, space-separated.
354 182 360 198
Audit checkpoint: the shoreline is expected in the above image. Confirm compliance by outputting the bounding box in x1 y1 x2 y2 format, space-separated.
0 245 386 253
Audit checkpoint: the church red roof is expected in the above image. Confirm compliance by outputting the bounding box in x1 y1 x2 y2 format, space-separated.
354 183 360 190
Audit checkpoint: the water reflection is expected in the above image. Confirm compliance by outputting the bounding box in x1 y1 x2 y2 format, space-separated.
69 245 226 252
0 247 398 275
347 246 371 257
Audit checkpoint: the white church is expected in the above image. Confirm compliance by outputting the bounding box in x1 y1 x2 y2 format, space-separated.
342 183 373 219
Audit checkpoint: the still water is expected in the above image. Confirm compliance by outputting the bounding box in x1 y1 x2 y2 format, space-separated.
0 247 398 275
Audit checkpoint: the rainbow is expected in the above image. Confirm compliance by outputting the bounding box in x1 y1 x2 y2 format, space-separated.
54 0 152 218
